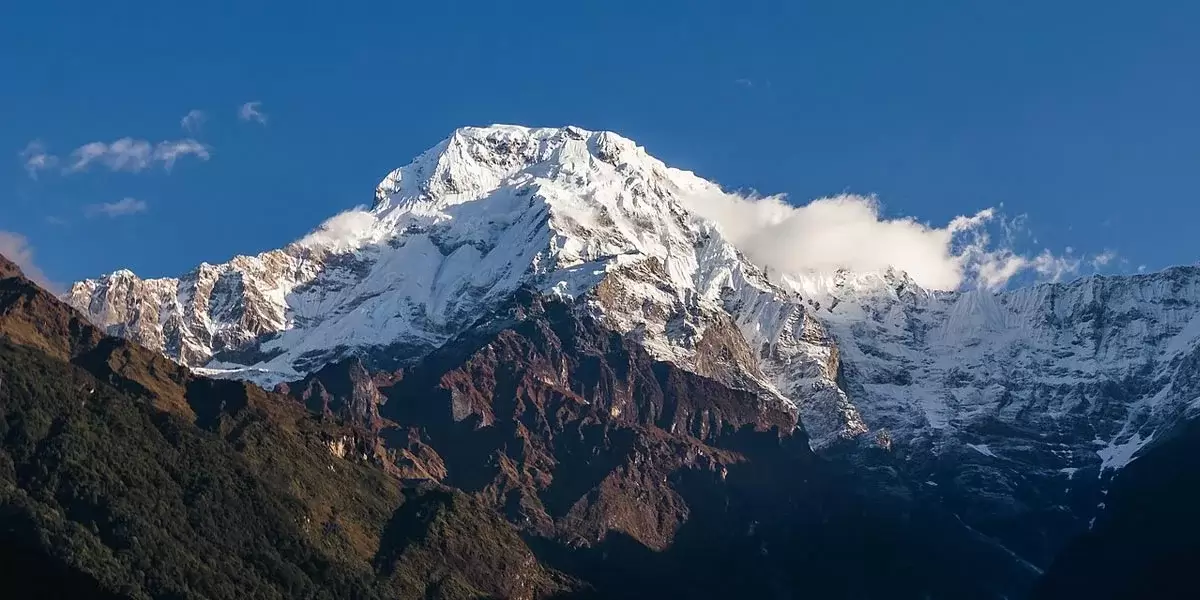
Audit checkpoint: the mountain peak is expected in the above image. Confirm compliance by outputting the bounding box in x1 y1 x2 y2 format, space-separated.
372 124 643 213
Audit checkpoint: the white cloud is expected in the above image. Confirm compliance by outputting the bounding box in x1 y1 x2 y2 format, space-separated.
154 139 211 171
69 138 150 172
680 190 1083 291
1030 250 1081 283
66 137 210 173
86 197 148 218
19 140 58 179
295 207 376 251
974 252 1028 291
0 230 56 291
1090 250 1117 269
238 101 267 125
180 109 206 132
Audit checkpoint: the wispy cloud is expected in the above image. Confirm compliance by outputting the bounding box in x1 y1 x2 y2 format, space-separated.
238 101 267 125
67 138 210 173
19 140 58 179
180 109 206 132
1090 249 1117 270
1030 249 1081 283
681 191 1088 291
154 139 210 170
86 197 148 218
0 230 56 291
69 139 150 172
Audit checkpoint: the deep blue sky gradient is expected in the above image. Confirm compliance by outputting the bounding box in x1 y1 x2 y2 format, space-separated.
2 0 1197 284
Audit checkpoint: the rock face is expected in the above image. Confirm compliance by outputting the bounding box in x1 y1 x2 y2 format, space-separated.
278 357 387 431
65 125 1200 573
374 290 797 548
0 255 23 280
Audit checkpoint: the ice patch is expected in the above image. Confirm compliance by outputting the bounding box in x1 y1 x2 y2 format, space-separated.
1097 432 1153 471
1163 311 1200 357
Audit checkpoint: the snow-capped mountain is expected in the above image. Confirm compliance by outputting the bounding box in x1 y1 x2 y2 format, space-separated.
67 124 859 440
66 124 1200 567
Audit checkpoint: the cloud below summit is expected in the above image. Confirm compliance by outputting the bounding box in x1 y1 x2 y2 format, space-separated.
295 207 375 251
681 191 1086 291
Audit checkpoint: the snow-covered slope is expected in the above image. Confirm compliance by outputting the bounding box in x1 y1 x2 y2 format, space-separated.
783 266 1200 468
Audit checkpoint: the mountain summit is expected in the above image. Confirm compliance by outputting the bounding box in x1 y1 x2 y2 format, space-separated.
66 125 1200 572
66 125 750 380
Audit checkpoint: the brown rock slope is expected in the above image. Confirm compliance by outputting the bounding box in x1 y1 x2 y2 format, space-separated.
295 287 1040 598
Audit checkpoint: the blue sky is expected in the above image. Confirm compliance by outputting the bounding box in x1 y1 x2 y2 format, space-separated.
2 0 1197 289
